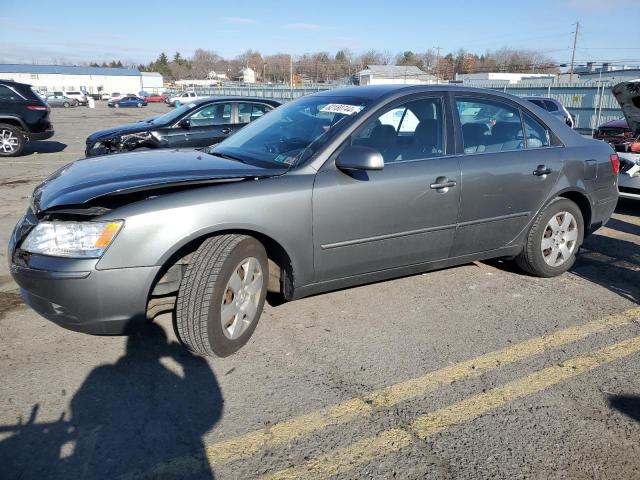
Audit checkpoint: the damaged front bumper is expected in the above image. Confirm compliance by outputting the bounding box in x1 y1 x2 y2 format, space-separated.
85 131 161 157
8 211 160 334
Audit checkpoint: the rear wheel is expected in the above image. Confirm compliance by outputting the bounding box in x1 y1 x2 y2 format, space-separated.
0 124 25 157
516 198 584 277
175 234 268 357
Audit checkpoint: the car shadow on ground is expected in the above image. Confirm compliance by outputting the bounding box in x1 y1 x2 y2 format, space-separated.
22 141 67 155
608 394 640 423
0 322 223 480
485 201 639 303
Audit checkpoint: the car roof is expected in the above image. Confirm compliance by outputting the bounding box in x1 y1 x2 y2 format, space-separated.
522 96 560 103
311 84 541 105
187 96 282 107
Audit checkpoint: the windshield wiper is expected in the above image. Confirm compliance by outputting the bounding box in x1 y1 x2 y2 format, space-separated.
207 151 249 164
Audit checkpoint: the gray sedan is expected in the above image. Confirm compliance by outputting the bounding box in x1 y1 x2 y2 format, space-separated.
9 85 618 357
45 94 79 108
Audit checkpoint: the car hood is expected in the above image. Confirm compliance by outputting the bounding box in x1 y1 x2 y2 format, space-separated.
87 121 157 142
32 149 288 213
598 118 629 130
612 81 640 136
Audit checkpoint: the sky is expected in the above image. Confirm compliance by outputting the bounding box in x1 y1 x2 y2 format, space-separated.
0 0 638 67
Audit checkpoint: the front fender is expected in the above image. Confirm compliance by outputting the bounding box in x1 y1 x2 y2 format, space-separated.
95 173 316 287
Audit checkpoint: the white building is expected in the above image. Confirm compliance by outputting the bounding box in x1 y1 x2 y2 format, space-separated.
141 72 164 93
456 72 556 85
358 65 437 85
239 67 256 84
207 70 227 80
0 64 163 96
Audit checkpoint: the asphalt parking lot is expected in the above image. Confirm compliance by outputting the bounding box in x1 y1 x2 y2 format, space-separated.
0 102 639 480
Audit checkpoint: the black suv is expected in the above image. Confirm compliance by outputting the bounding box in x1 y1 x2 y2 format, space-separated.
85 97 281 156
0 80 54 157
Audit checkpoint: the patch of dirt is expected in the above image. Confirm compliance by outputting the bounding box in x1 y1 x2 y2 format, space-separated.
0 179 31 188
0 291 25 320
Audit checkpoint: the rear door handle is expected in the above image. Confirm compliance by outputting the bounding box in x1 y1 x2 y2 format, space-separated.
220 128 232 134
430 177 457 191
533 165 552 176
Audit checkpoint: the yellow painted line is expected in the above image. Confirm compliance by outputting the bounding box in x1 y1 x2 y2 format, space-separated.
265 335 640 480
120 307 640 479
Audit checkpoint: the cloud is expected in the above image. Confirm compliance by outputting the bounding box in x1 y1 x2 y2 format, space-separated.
284 23 323 31
0 16 51 33
223 17 257 25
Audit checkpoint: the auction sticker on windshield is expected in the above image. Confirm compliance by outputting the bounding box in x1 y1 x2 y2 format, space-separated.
320 104 364 115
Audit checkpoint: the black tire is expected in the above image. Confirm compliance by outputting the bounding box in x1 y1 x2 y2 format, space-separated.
175 234 268 357
63 101 70 108
0 123 26 157
516 198 584 277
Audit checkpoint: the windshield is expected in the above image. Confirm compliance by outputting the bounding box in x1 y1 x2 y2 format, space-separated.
210 95 369 168
148 103 195 124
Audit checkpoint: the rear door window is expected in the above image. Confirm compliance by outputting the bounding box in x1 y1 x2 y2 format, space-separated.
237 103 273 123
0 85 22 102
456 97 524 153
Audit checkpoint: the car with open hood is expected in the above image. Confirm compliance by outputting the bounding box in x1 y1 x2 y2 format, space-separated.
9 85 618 357
85 97 281 156
607 81 640 200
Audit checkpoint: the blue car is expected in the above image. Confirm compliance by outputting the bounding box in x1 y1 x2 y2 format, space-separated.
108 95 147 108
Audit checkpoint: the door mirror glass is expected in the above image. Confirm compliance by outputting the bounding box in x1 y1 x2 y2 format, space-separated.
178 118 190 128
335 145 384 171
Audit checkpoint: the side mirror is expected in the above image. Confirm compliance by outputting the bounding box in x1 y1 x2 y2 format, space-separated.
178 118 191 129
335 145 384 171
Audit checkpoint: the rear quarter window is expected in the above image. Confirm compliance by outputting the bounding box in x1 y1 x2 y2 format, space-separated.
0 85 22 102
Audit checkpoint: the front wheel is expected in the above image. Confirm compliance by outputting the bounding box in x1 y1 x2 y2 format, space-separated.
175 234 268 357
516 198 584 277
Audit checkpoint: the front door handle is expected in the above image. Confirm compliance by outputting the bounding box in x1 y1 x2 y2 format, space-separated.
220 128 232 135
430 177 457 192
533 165 552 176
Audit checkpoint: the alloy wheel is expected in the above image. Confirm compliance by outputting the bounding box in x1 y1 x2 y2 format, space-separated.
0 129 20 154
541 211 578 267
220 256 264 340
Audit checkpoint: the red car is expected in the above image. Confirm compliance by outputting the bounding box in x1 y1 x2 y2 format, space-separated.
144 94 166 103
593 118 639 152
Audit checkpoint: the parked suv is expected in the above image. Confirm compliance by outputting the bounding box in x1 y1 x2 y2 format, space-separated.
0 80 54 157
63 91 88 106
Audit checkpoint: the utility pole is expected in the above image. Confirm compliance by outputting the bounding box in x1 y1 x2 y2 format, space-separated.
434 46 442 84
289 54 293 95
569 21 580 84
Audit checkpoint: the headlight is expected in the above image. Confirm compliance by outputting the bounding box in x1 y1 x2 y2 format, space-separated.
21 221 123 258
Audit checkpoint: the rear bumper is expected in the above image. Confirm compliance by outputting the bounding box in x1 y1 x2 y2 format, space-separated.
27 130 54 141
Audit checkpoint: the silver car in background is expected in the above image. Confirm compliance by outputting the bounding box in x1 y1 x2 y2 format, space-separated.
9 85 618 357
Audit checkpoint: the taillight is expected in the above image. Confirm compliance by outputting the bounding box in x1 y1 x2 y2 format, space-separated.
630 142 640 153
610 153 620 174
26 104 49 111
